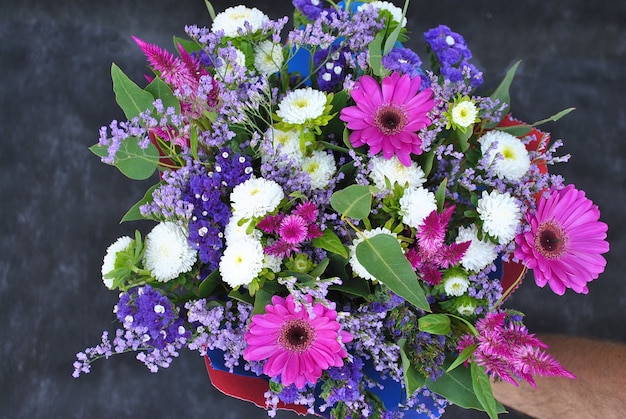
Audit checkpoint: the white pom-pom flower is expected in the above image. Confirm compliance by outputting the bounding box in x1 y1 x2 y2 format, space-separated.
219 236 264 288
479 130 530 181
101 236 133 289
443 273 470 297
230 177 284 219
369 155 426 191
358 1 407 27
303 150 336 189
144 222 197 282
456 224 499 272
276 88 327 125
399 187 437 230
211 5 269 37
254 40 283 76
476 190 521 244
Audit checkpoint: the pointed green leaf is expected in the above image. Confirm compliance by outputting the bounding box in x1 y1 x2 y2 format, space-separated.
531 107 575 126
356 234 430 311
120 182 161 223
418 313 451 335
471 362 500 419
114 137 159 180
457 126 472 152
329 275 371 298
434 178 448 212
399 338 426 398
145 76 180 114
382 0 409 55
228 287 254 305
197 269 221 298
484 60 521 128
330 185 372 220
312 229 349 258
368 30 385 76
89 143 108 159
447 343 477 373
309 258 330 279
496 124 532 136
111 63 155 120
253 287 274 315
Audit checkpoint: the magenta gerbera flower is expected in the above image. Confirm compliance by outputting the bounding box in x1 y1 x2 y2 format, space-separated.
515 185 609 295
339 72 435 166
243 295 352 389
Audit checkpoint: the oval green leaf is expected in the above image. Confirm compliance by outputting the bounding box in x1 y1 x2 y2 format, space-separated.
111 63 155 120
312 228 349 258
330 184 372 220
418 313 451 335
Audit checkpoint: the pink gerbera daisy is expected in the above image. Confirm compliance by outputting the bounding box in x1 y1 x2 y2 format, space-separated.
243 295 352 389
339 72 435 166
514 185 609 295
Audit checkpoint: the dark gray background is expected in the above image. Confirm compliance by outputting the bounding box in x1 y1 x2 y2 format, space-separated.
1 0 624 418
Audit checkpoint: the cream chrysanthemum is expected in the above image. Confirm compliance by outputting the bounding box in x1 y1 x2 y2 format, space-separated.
144 222 197 282
456 224 498 272
254 40 283 76
276 88 327 125
368 155 426 191
476 190 521 244
219 236 264 288
479 130 531 181
230 177 284 219
266 127 305 161
211 5 269 37
451 100 478 128
224 214 262 244
358 1 407 27
399 187 437 230
443 274 470 297
302 150 336 189
101 236 133 289
349 227 397 281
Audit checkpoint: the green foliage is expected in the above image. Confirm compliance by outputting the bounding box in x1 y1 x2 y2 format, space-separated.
330 185 373 220
119 182 160 223
312 228 349 259
483 60 521 129
418 313 451 335
111 63 155 120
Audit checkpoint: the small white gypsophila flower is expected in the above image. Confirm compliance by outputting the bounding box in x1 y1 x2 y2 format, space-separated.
349 227 397 281
223 213 262 244
443 274 470 297
476 190 522 244
358 1 407 27
368 155 426 191
451 100 478 128
479 130 531 181
456 224 499 272
266 127 305 161
144 222 197 282
230 177 284 219
215 48 246 80
399 187 437 230
254 40 284 76
275 87 327 125
101 236 133 289
211 5 269 37
302 150 336 189
219 236 264 288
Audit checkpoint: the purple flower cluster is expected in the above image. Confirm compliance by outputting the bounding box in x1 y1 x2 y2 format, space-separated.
293 0 326 20
183 149 252 269
382 47 429 85
424 25 483 88
314 45 348 92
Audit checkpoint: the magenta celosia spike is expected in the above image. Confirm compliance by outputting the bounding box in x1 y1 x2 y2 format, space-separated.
132 36 195 91
417 210 446 257
437 240 470 269
176 42 207 80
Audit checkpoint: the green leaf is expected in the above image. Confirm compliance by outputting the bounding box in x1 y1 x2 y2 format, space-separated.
309 258 330 279
457 126 472 152
356 234 430 311
329 276 371 298
496 124 532 136
447 343 477 373
434 178 448 212
484 60 521 129
471 362 500 419
228 288 254 305
418 313 451 335
253 287 274 315
204 0 216 20
330 185 372 220
120 182 161 223
399 338 426 398
197 269 221 298
312 229 349 258
382 0 409 55
145 76 180 114
114 137 159 180
111 63 155 120
531 107 575 127
89 144 108 159
368 30 385 77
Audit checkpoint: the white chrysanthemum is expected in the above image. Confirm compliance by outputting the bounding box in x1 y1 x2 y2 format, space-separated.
230 177 284 219
369 155 426 191
254 40 283 76
144 222 197 282
101 236 133 289
303 150 336 189
456 303 476 316
215 48 246 80
476 190 521 244
479 130 531 181
358 1 407 27
443 274 470 297
219 236 264 288
276 88 327 124
266 127 305 161
456 224 499 272
211 5 269 37
263 252 282 272
349 227 397 281
451 100 478 128
399 187 437 230
224 214 262 244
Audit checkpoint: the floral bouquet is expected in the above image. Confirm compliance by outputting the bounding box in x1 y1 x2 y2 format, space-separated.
74 1 610 418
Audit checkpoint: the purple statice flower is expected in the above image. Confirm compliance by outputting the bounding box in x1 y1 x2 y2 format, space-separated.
313 45 348 92
183 149 252 269
140 161 195 221
381 47 426 81
293 0 325 21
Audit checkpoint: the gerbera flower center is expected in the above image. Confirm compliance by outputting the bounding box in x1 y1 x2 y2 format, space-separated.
279 319 315 352
535 220 568 259
374 105 407 135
